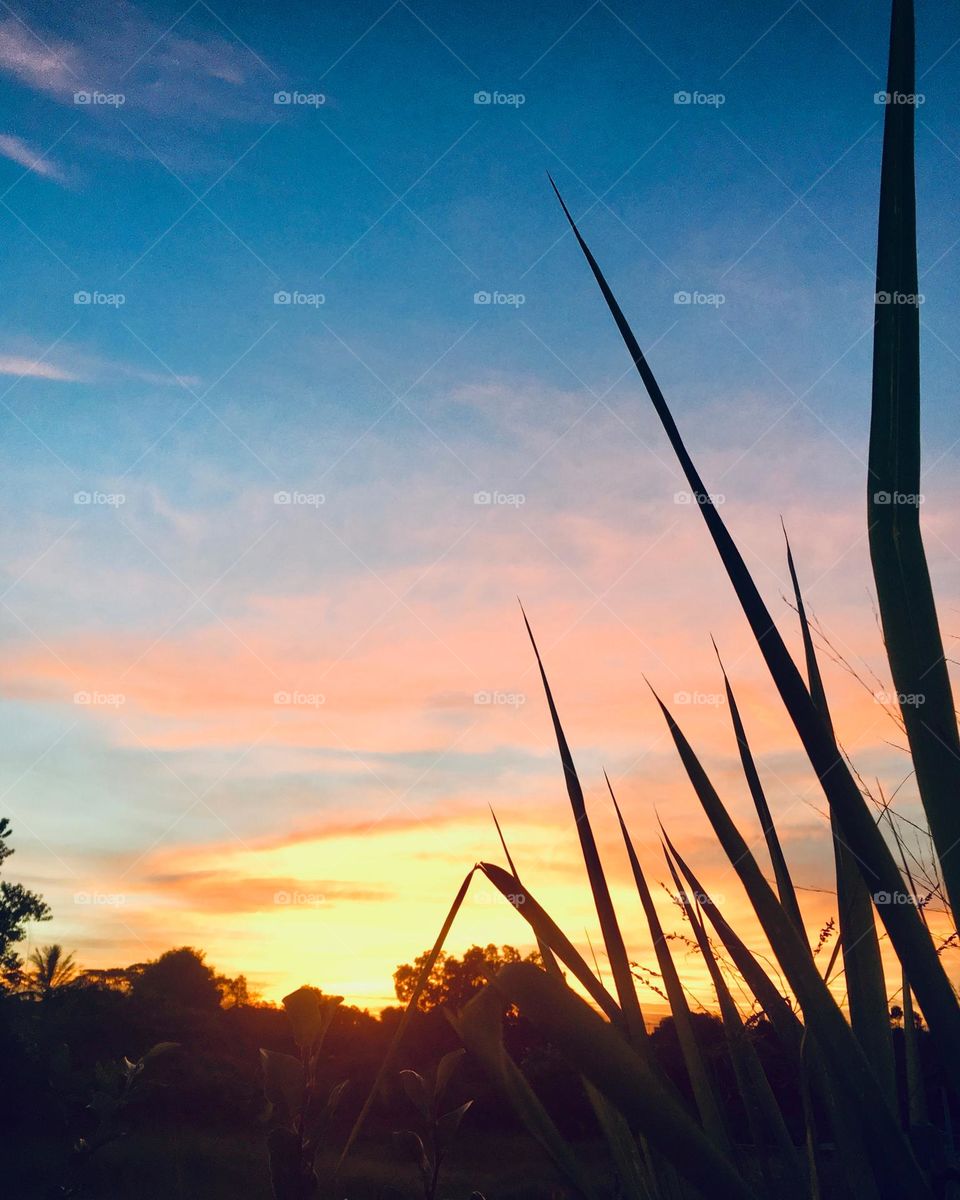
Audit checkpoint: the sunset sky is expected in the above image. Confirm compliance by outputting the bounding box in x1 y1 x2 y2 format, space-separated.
2 0 960 1011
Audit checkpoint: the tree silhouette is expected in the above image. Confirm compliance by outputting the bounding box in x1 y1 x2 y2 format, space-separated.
131 946 222 1012
0 818 50 988
394 944 540 1012
27 943 78 999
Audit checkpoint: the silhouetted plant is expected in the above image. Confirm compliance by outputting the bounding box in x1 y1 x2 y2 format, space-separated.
0 817 51 989
261 986 348 1200
48 1041 176 1198
28 943 79 1000
392 1048 473 1200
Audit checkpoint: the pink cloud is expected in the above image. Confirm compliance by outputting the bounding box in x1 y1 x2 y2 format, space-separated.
0 353 78 380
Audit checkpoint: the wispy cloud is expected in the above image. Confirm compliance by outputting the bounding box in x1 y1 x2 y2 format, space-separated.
0 20 79 97
0 131 68 183
0 5 273 119
0 341 202 388
0 353 78 380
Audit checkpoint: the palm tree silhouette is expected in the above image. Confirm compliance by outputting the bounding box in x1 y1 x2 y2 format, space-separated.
28 943 78 999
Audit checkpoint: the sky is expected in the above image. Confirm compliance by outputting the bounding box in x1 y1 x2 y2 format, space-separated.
1 0 960 1012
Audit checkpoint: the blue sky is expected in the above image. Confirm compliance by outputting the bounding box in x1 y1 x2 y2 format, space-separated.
2 0 960 1005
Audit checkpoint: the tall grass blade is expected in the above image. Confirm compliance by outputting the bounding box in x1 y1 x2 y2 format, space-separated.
783 531 895 1103
488 812 653 1198
662 830 881 1200
548 178 960 1072
478 860 623 1024
651 692 931 1199
659 825 802 1052
713 641 805 935
491 961 761 1200
581 1079 653 1200
521 606 648 1047
606 773 730 1152
489 806 562 975
903 973 928 1127
338 868 476 1168
662 843 806 1200
868 0 960 922
450 984 604 1200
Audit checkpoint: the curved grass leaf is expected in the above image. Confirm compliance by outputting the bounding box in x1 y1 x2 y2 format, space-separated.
661 829 883 1200
658 826 802 1050
449 985 603 1200
478 860 623 1025
868 0 960 924
491 962 761 1200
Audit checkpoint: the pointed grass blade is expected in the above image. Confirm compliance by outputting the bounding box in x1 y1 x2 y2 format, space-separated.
662 830 881 1200
521 606 648 1046
488 812 650 1198
662 843 807 1200
490 962 761 1200
784 530 895 1104
338 868 475 1168
548 177 960 1075
478 860 624 1025
450 984 604 1200
652 694 931 1199
714 641 805 936
607 773 730 1152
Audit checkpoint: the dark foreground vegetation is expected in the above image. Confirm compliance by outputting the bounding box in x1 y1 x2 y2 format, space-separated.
0 936 949 1199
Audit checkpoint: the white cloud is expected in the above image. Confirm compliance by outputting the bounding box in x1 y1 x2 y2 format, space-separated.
0 354 78 380
0 132 68 183
0 21 79 98
0 7 271 119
